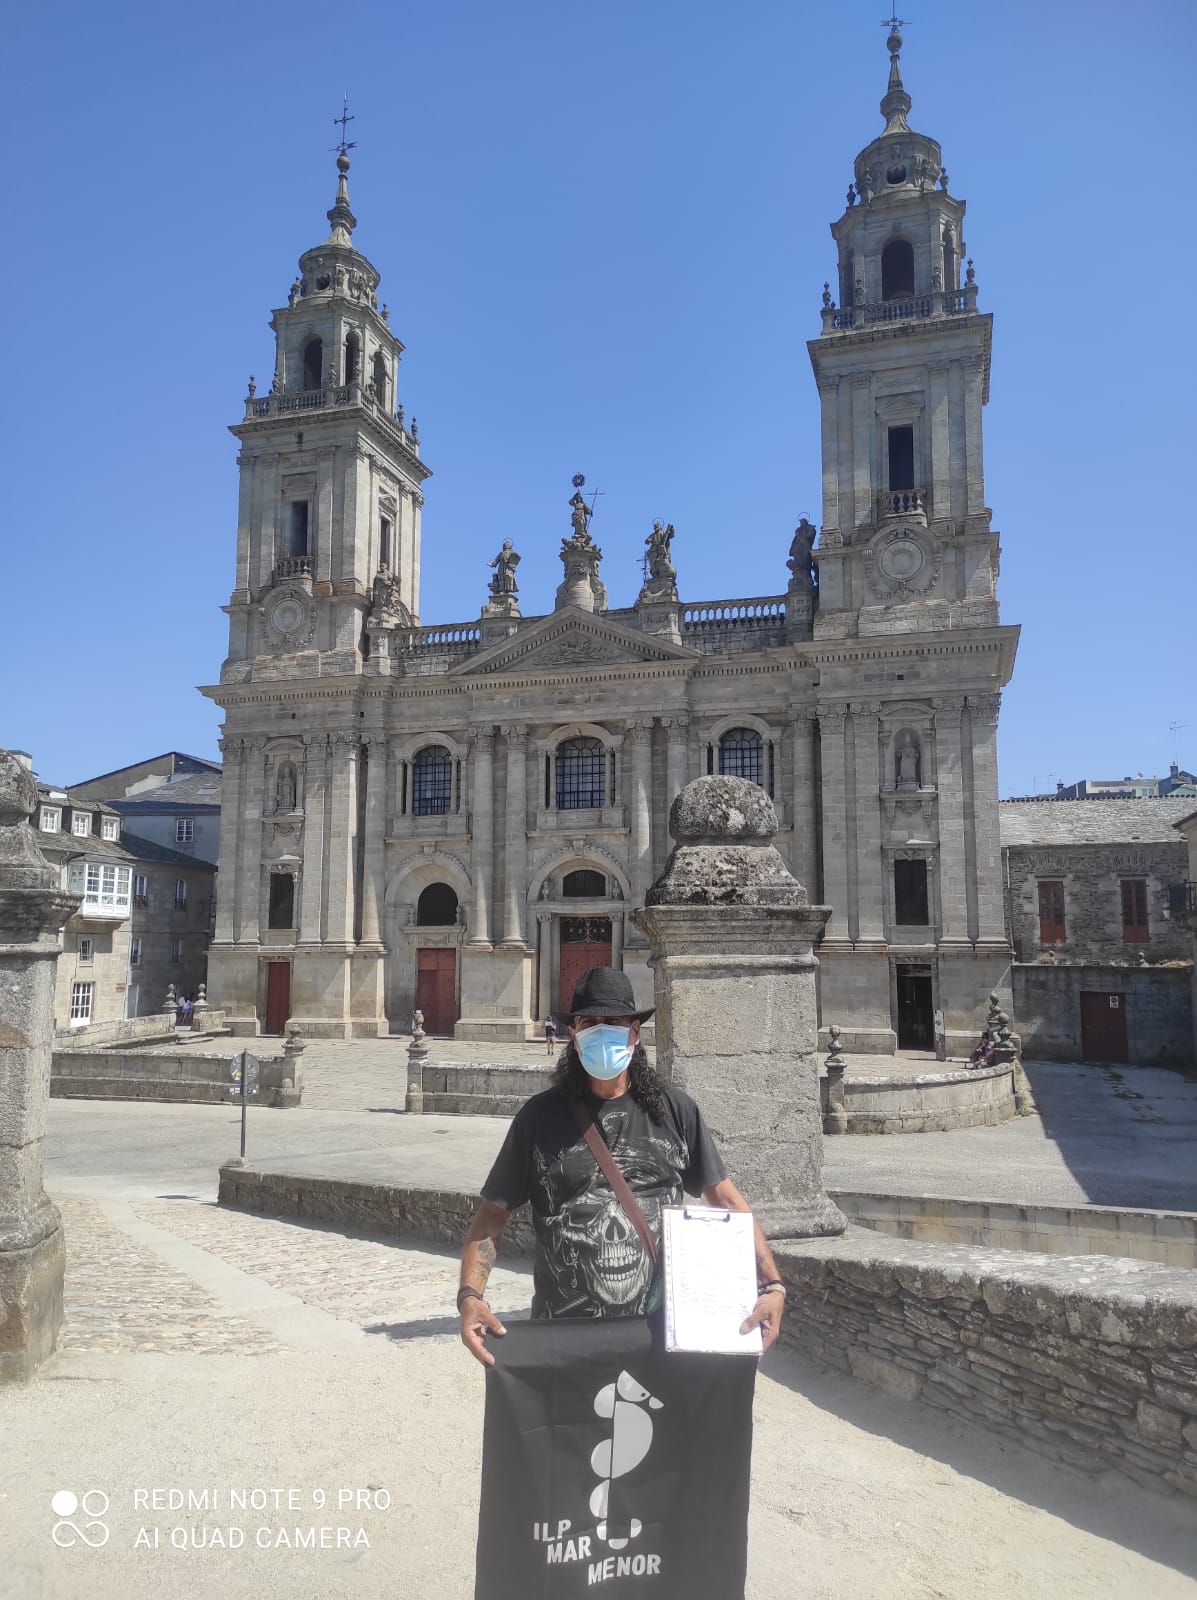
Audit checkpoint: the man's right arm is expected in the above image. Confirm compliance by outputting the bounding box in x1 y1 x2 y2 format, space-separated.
459 1199 512 1367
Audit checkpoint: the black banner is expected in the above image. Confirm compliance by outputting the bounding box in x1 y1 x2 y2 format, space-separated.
475 1316 756 1600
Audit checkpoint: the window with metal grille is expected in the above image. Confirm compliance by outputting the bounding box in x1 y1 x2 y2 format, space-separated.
563 870 607 898
718 728 764 787
78 937 94 965
1038 880 1066 944
893 859 930 925
411 746 453 816
1120 878 1149 943
556 738 607 810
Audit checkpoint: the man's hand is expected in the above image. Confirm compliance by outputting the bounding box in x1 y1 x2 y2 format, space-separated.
460 1296 507 1367
739 1289 784 1355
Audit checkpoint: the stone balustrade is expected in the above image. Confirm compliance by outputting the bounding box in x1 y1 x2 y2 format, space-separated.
244 381 421 455
821 285 976 331
876 486 928 520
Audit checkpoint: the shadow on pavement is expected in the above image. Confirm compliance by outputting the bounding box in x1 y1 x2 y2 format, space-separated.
764 1344 1197 1578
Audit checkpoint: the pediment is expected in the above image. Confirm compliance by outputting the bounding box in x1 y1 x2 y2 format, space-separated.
451 608 697 677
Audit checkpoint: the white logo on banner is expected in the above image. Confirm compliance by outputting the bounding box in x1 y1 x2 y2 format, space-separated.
590 1369 663 1548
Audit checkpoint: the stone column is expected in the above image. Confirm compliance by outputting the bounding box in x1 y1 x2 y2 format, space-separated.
851 702 884 945
818 376 840 534
0 752 79 1380
500 725 528 946
236 739 266 943
535 911 553 1021
851 372 873 530
816 707 850 942
968 693 1007 943
664 714 690 809
360 735 388 945
468 727 495 946
929 360 951 522
299 733 328 943
633 776 843 1241
963 354 986 519
934 698 970 945
213 736 244 943
791 709 819 899
324 733 360 946
628 719 653 910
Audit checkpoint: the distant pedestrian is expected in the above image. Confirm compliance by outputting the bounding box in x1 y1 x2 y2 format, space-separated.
543 1016 557 1055
179 994 193 1025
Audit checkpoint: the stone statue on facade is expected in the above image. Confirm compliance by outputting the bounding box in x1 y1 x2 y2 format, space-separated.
896 734 921 790
369 568 413 629
275 760 298 813
556 486 607 614
644 522 677 588
787 519 817 592
487 540 521 598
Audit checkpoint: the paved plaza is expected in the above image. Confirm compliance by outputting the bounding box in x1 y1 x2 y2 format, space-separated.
3 1047 1196 1597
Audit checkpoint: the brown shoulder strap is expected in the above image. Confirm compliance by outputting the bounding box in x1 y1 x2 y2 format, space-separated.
570 1099 659 1267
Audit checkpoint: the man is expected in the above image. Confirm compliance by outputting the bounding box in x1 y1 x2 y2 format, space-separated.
458 968 786 1364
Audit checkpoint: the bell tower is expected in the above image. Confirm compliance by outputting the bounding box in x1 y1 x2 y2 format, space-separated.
809 23 997 636
220 142 430 683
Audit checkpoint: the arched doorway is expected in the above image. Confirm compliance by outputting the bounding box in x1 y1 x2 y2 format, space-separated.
414 881 459 1035
558 915 613 1012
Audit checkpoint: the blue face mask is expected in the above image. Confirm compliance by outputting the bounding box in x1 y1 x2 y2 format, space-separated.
575 1023 634 1081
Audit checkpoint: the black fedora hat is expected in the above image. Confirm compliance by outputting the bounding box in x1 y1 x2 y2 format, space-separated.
555 967 654 1028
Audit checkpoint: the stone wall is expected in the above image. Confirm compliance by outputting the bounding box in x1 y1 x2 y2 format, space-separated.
1013 962 1193 1066
775 1228 1197 1499
833 1190 1197 1267
52 1043 299 1107
52 1013 179 1047
1006 840 1189 963
823 1061 1015 1133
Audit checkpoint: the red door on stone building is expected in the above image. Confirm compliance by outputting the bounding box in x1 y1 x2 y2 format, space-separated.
416 948 458 1036
1080 991 1129 1064
264 962 291 1036
558 917 613 1012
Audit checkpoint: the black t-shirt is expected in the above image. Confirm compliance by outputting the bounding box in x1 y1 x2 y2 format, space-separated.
480 1086 727 1320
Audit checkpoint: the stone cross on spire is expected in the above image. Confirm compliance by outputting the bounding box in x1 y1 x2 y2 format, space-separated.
326 97 358 244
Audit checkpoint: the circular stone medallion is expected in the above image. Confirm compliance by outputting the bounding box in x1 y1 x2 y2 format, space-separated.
265 589 316 648
878 537 925 582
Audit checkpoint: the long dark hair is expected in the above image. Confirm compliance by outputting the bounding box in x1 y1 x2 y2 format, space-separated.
552 1040 666 1123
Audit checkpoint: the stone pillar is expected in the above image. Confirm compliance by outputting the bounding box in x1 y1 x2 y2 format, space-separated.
213 736 244 943
468 727 495 946
934 699 970 944
360 735 388 945
963 354 986 519
791 709 819 900
816 707 850 942
405 1010 428 1114
968 693 1007 944
236 739 266 943
0 752 79 1381
324 733 360 946
929 360 951 522
851 701 884 945
823 1025 848 1136
299 733 328 943
628 719 653 910
818 376 840 534
633 775 844 1241
500 725 528 947
535 912 553 1022
850 373 872 530
664 715 690 809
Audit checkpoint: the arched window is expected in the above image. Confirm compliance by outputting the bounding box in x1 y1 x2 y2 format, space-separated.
718 727 764 787
881 239 915 300
416 882 458 926
303 338 323 391
556 737 607 810
840 251 855 307
942 228 956 293
372 352 387 406
344 331 360 384
563 869 607 898
411 746 453 816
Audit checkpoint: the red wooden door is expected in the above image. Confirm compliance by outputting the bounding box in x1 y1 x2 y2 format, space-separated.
1080 991 1129 1064
416 948 457 1036
264 962 291 1035
558 917 613 1013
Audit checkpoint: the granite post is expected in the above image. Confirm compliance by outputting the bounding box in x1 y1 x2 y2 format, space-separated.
633 775 846 1240
0 750 80 1381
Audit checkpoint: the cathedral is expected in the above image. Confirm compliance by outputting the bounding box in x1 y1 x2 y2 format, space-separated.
203 29 1018 1054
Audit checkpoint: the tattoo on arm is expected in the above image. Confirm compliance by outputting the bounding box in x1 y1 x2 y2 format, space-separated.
461 1204 507 1297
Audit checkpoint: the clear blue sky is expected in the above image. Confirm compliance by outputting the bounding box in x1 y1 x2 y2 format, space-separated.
4 0 1193 796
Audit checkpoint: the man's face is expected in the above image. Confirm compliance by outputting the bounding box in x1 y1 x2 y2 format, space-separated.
569 1014 640 1049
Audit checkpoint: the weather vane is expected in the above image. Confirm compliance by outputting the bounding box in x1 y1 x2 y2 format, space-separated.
882 12 907 31
333 95 357 157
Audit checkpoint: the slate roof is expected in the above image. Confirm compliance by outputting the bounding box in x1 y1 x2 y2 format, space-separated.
109 770 223 810
38 829 215 873
67 752 221 788
999 795 1196 848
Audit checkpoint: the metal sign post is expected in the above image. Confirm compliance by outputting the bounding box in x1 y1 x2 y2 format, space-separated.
227 1049 260 1159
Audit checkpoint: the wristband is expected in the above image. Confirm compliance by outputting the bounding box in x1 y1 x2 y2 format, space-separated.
457 1285 488 1312
757 1279 787 1297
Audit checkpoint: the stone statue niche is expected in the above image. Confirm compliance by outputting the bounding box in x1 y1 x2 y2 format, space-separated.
894 731 922 790
275 759 299 813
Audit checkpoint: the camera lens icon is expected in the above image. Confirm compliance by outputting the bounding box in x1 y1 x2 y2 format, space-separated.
51 1489 110 1548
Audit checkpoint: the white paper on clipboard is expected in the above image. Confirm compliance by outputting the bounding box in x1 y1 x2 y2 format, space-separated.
662 1205 762 1355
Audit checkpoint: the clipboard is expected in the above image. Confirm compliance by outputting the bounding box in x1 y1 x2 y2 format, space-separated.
661 1205 763 1355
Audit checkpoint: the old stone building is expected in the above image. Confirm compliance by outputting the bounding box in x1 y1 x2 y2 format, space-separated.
204 32 1018 1050
1001 795 1194 1065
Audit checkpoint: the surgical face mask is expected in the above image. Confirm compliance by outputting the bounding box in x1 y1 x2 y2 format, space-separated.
575 1023 634 1081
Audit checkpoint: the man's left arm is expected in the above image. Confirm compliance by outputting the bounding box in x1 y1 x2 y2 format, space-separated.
701 1177 786 1354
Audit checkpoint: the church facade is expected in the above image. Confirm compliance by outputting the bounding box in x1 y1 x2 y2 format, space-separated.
203 30 1018 1053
